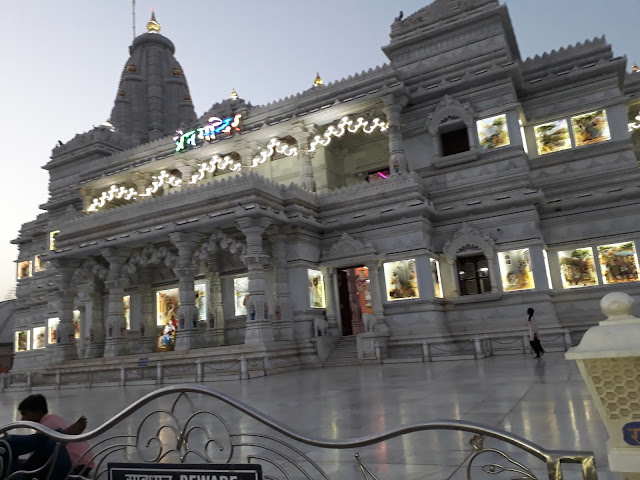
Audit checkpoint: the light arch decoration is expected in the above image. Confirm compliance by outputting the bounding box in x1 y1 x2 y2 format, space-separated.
85 115 388 214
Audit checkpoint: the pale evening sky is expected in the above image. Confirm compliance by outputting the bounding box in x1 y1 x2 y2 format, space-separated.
0 0 638 300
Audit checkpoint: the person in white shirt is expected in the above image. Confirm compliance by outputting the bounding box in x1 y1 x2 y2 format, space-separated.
527 307 545 358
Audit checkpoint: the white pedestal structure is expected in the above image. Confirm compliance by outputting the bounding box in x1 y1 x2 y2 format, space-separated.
566 292 640 480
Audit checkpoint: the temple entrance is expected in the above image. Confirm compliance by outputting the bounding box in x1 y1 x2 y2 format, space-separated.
337 266 372 336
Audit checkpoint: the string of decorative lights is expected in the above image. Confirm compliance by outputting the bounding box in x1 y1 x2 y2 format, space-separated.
85 114 388 213
251 138 298 167
309 116 388 152
628 114 640 132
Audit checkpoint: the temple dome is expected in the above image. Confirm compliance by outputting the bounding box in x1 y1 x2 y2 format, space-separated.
109 12 197 144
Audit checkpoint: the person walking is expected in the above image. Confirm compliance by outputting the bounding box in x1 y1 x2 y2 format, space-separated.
527 307 545 358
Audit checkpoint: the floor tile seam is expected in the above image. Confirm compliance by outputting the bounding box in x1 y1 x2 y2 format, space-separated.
444 381 538 480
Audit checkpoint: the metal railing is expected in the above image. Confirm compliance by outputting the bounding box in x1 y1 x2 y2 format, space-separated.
0 385 597 480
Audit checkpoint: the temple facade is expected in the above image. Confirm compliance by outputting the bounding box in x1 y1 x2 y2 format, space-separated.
10 1 640 371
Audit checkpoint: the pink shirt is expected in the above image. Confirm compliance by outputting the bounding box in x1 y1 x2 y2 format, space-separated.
40 414 95 468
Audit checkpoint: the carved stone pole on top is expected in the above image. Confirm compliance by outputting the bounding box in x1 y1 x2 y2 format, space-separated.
291 123 317 191
169 232 204 351
382 94 409 175
50 258 82 362
237 217 274 344
102 248 131 358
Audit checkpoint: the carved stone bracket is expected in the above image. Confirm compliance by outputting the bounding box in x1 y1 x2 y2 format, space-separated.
427 94 475 134
321 233 377 263
442 223 495 262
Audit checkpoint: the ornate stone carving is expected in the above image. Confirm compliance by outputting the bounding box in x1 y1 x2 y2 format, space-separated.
73 257 109 284
427 94 475 134
322 233 377 261
442 223 495 261
123 244 178 278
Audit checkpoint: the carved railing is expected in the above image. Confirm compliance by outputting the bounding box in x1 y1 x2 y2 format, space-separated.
0 385 597 480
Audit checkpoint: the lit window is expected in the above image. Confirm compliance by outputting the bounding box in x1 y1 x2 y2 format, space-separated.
15 330 30 352
384 259 420 301
534 119 571 155
498 249 535 292
32 327 46 349
17 260 32 279
597 242 639 284
558 248 598 289
477 114 510 150
233 277 249 316
49 231 60 251
571 110 611 147
431 258 443 298
34 255 46 273
48 318 60 344
308 269 326 308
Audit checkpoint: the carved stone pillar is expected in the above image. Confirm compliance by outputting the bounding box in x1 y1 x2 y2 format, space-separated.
442 258 459 298
270 231 293 341
237 216 274 344
364 261 389 335
103 248 130 357
49 259 81 362
131 172 152 194
138 268 158 353
169 232 204 351
383 94 409 175
292 124 316 191
84 282 105 359
206 255 225 346
325 267 340 336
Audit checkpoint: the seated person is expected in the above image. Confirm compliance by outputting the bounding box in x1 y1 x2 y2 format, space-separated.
2 416 86 480
18 394 95 475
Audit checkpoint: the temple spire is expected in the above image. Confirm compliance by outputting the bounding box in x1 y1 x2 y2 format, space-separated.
313 72 324 87
147 9 161 33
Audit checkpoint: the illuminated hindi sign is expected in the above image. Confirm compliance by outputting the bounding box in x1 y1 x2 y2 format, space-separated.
174 114 242 153
108 463 262 480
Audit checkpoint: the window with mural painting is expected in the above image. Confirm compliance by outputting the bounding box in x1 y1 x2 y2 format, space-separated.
32 327 46 349
597 242 639 284
383 259 419 301
534 119 571 155
558 248 598 289
234 277 249 316
477 114 510 150
48 317 59 344
498 249 535 292
15 331 29 352
308 269 326 308
571 110 611 147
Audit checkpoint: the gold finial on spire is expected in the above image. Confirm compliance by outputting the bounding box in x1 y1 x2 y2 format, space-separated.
313 72 324 87
230 88 238 100
633 64 639 73
147 9 161 33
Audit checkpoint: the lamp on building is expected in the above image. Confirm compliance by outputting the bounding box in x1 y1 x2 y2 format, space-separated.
313 72 324 87
633 64 639 73
147 9 161 33
566 292 640 480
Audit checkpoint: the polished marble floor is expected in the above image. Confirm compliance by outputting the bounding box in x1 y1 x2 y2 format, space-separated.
0 353 617 480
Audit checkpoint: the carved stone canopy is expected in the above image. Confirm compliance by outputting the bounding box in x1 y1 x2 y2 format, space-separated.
442 223 495 261
427 95 475 135
322 232 377 262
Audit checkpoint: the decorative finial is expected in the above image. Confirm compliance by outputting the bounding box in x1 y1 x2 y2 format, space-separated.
313 72 324 87
633 64 639 73
147 9 161 33
230 88 238 100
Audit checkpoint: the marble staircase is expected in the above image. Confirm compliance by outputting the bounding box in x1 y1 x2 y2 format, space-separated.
324 335 358 366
